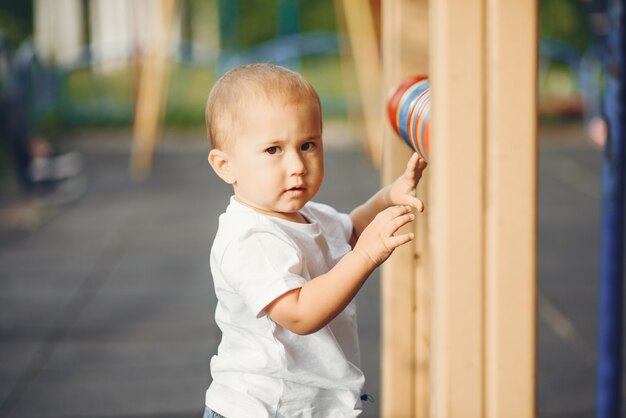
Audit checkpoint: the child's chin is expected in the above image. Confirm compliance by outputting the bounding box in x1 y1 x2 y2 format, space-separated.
280 203 306 213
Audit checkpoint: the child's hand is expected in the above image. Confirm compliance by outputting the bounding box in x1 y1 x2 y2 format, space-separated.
387 153 428 212
353 205 415 268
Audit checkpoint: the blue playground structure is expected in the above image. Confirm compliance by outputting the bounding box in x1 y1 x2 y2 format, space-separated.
596 1 626 417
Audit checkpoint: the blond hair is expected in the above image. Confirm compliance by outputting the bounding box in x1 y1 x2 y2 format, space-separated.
205 63 321 149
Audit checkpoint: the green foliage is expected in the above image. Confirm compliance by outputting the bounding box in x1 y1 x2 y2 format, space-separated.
56 57 345 128
59 67 134 126
0 0 33 48
540 0 592 51
8 0 595 129
300 55 346 117
238 0 278 47
65 68 133 101
299 0 337 33
236 0 337 48
165 65 216 126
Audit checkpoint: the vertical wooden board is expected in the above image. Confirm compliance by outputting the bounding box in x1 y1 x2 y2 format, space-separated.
414 170 431 418
406 2 431 416
333 0 371 157
340 0 384 168
429 0 485 416
131 0 176 180
485 0 537 416
381 8 409 417
380 0 429 416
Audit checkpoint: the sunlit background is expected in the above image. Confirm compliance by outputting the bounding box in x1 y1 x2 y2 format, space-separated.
0 1 615 417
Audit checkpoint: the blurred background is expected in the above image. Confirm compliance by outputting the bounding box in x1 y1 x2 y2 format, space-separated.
0 0 615 417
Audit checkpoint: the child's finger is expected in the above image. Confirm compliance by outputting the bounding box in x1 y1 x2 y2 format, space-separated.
380 204 412 221
396 195 424 212
404 154 428 183
403 153 420 179
414 157 427 176
386 232 415 249
386 212 415 236
410 196 425 212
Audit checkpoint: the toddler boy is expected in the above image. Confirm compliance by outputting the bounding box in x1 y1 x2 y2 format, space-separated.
204 63 426 417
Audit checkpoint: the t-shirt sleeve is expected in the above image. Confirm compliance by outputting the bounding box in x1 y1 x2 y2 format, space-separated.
219 228 307 317
336 211 353 243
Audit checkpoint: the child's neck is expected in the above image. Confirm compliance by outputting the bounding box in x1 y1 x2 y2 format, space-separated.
285 212 309 224
234 197 309 224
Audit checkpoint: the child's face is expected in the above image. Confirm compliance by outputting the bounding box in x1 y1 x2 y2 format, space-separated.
227 97 324 222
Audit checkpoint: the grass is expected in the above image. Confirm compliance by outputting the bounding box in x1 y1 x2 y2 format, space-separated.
54 55 350 129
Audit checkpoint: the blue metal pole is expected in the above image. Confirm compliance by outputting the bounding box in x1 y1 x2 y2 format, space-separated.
597 1 626 417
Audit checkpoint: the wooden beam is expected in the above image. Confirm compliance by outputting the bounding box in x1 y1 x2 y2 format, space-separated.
484 0 537 416
429 0 537 416
339 0 384 168
429 0 485 415
131 0 176 180
380 0 429 417
414 168 431 418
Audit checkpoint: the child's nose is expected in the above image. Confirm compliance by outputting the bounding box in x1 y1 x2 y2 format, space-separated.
286 152 306 176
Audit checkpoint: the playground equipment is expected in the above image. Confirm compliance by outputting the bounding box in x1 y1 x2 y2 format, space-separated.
596 1 626 417
387 75 431 161
131 0 177 180
344 0 537 416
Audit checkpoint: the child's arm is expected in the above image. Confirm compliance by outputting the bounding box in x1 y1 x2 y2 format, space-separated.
265 153 426 335
265 204 415 335
349 153 427 246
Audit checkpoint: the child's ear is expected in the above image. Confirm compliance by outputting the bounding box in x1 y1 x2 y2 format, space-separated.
208 149 236 184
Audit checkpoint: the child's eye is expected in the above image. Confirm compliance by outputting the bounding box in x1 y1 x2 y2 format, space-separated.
301 142 315 151
266 146 280 155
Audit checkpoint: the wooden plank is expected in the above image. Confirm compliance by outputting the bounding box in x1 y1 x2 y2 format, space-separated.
428 0 485 416
333 0 365 154
380 0 429 417
131 0 176 180
405 2 431 416
414 169 431 418
339 0 384 168
484 0 537 416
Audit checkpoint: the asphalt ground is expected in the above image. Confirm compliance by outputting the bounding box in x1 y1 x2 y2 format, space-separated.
0 124 617 417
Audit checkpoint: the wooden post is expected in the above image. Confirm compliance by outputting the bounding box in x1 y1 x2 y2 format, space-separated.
338 0 384 168
131 0 177 180
429 0 537 417
380 0 429 417
414 175 431 417
339 0 537 415
484 1 537 417
429 0 485 415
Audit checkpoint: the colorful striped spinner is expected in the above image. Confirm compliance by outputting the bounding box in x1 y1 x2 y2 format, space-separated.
387 76 431 161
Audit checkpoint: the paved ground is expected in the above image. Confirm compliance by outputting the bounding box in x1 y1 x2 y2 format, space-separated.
0 124 616 417
536 126 603 418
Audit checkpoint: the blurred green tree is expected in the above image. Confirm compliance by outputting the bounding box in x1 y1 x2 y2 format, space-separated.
237 0 336 48
299 0 337 33
0 0 32 48
540 0 593 51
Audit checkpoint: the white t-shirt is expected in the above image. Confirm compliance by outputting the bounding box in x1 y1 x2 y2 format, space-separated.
205 197 365 417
